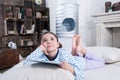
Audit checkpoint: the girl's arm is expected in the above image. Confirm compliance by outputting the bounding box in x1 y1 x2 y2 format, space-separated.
60 49 86 80
24 46 46 65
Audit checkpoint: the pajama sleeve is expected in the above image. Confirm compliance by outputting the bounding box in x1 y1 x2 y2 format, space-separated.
59 50 86 80
24 47 46 65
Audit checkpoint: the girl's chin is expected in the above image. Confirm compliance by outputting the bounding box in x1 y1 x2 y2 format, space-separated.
47 48 53 51
47 51 53 53
47 50 56 53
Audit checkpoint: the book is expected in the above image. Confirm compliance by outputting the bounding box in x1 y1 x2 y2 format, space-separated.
4 20 8 35
31 60 61 67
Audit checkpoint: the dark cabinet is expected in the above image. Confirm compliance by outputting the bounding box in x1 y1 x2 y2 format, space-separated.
0 49 19 70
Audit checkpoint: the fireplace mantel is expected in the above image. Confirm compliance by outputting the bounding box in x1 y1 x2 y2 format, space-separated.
93 11 120 47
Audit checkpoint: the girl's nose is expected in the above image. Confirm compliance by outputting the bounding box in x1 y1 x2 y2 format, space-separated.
47 40 51 43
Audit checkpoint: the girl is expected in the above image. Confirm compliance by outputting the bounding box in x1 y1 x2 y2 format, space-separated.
24 31 86 80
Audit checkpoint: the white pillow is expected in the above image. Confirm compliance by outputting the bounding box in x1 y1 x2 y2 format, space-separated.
1 62 74 80
86 46 120 63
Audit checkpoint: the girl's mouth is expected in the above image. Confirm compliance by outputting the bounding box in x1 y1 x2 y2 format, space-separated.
47 45 52 48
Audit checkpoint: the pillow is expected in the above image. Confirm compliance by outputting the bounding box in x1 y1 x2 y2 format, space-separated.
0 61 75 80
86 46 120 63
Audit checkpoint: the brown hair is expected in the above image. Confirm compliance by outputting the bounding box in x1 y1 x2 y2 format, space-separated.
39 31 62 48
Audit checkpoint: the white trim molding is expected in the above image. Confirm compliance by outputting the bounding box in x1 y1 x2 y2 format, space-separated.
93 11 120 47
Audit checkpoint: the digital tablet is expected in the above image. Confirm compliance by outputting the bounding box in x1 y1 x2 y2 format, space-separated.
31 60 61 67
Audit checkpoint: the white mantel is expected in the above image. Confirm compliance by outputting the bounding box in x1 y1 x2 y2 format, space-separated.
93 11 120 47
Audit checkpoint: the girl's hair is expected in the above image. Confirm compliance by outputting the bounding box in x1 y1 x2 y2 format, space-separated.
39 31 62 48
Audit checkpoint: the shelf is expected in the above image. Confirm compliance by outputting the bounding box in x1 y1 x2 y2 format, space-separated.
36 18 49 20
5 18 15 21
19 33 36 36
1 0 49 57
19 45 34 48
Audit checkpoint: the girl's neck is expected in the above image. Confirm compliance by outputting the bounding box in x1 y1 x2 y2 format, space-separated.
48 49 58 57
46 49 59 61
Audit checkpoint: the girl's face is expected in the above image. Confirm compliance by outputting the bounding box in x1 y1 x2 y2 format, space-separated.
41 33 59 56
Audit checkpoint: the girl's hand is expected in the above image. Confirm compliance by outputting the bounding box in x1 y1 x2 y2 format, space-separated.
39 45 48 55
60 61 74 74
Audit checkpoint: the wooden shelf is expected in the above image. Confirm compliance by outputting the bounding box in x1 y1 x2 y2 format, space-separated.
1 0 49 57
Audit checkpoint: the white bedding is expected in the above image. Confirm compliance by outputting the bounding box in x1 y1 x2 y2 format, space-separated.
0 61 75 80
0 61 120 80
1 61 120 80
84 46 120 80
84 62 120 80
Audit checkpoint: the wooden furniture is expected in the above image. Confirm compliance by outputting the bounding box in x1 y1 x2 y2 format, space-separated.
0 49 19 70
1 0 50 57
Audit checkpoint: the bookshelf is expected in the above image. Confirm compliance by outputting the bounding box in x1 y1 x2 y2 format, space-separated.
1 0 50 57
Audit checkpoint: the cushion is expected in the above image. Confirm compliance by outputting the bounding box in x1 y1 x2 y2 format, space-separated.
0 61 75 80
86 46 120 63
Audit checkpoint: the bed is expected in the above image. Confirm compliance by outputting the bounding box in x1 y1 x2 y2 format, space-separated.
85 62 120 80
84 46 120 80
0 46 120 80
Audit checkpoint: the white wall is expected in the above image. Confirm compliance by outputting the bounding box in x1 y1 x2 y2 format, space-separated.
46 0 120 49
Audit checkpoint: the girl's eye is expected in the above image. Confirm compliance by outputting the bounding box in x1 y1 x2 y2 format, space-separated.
51 38 54 40
43 39 47 42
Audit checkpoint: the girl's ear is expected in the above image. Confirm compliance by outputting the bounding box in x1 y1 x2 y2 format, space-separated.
57 42 60 48
58 42 62 48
